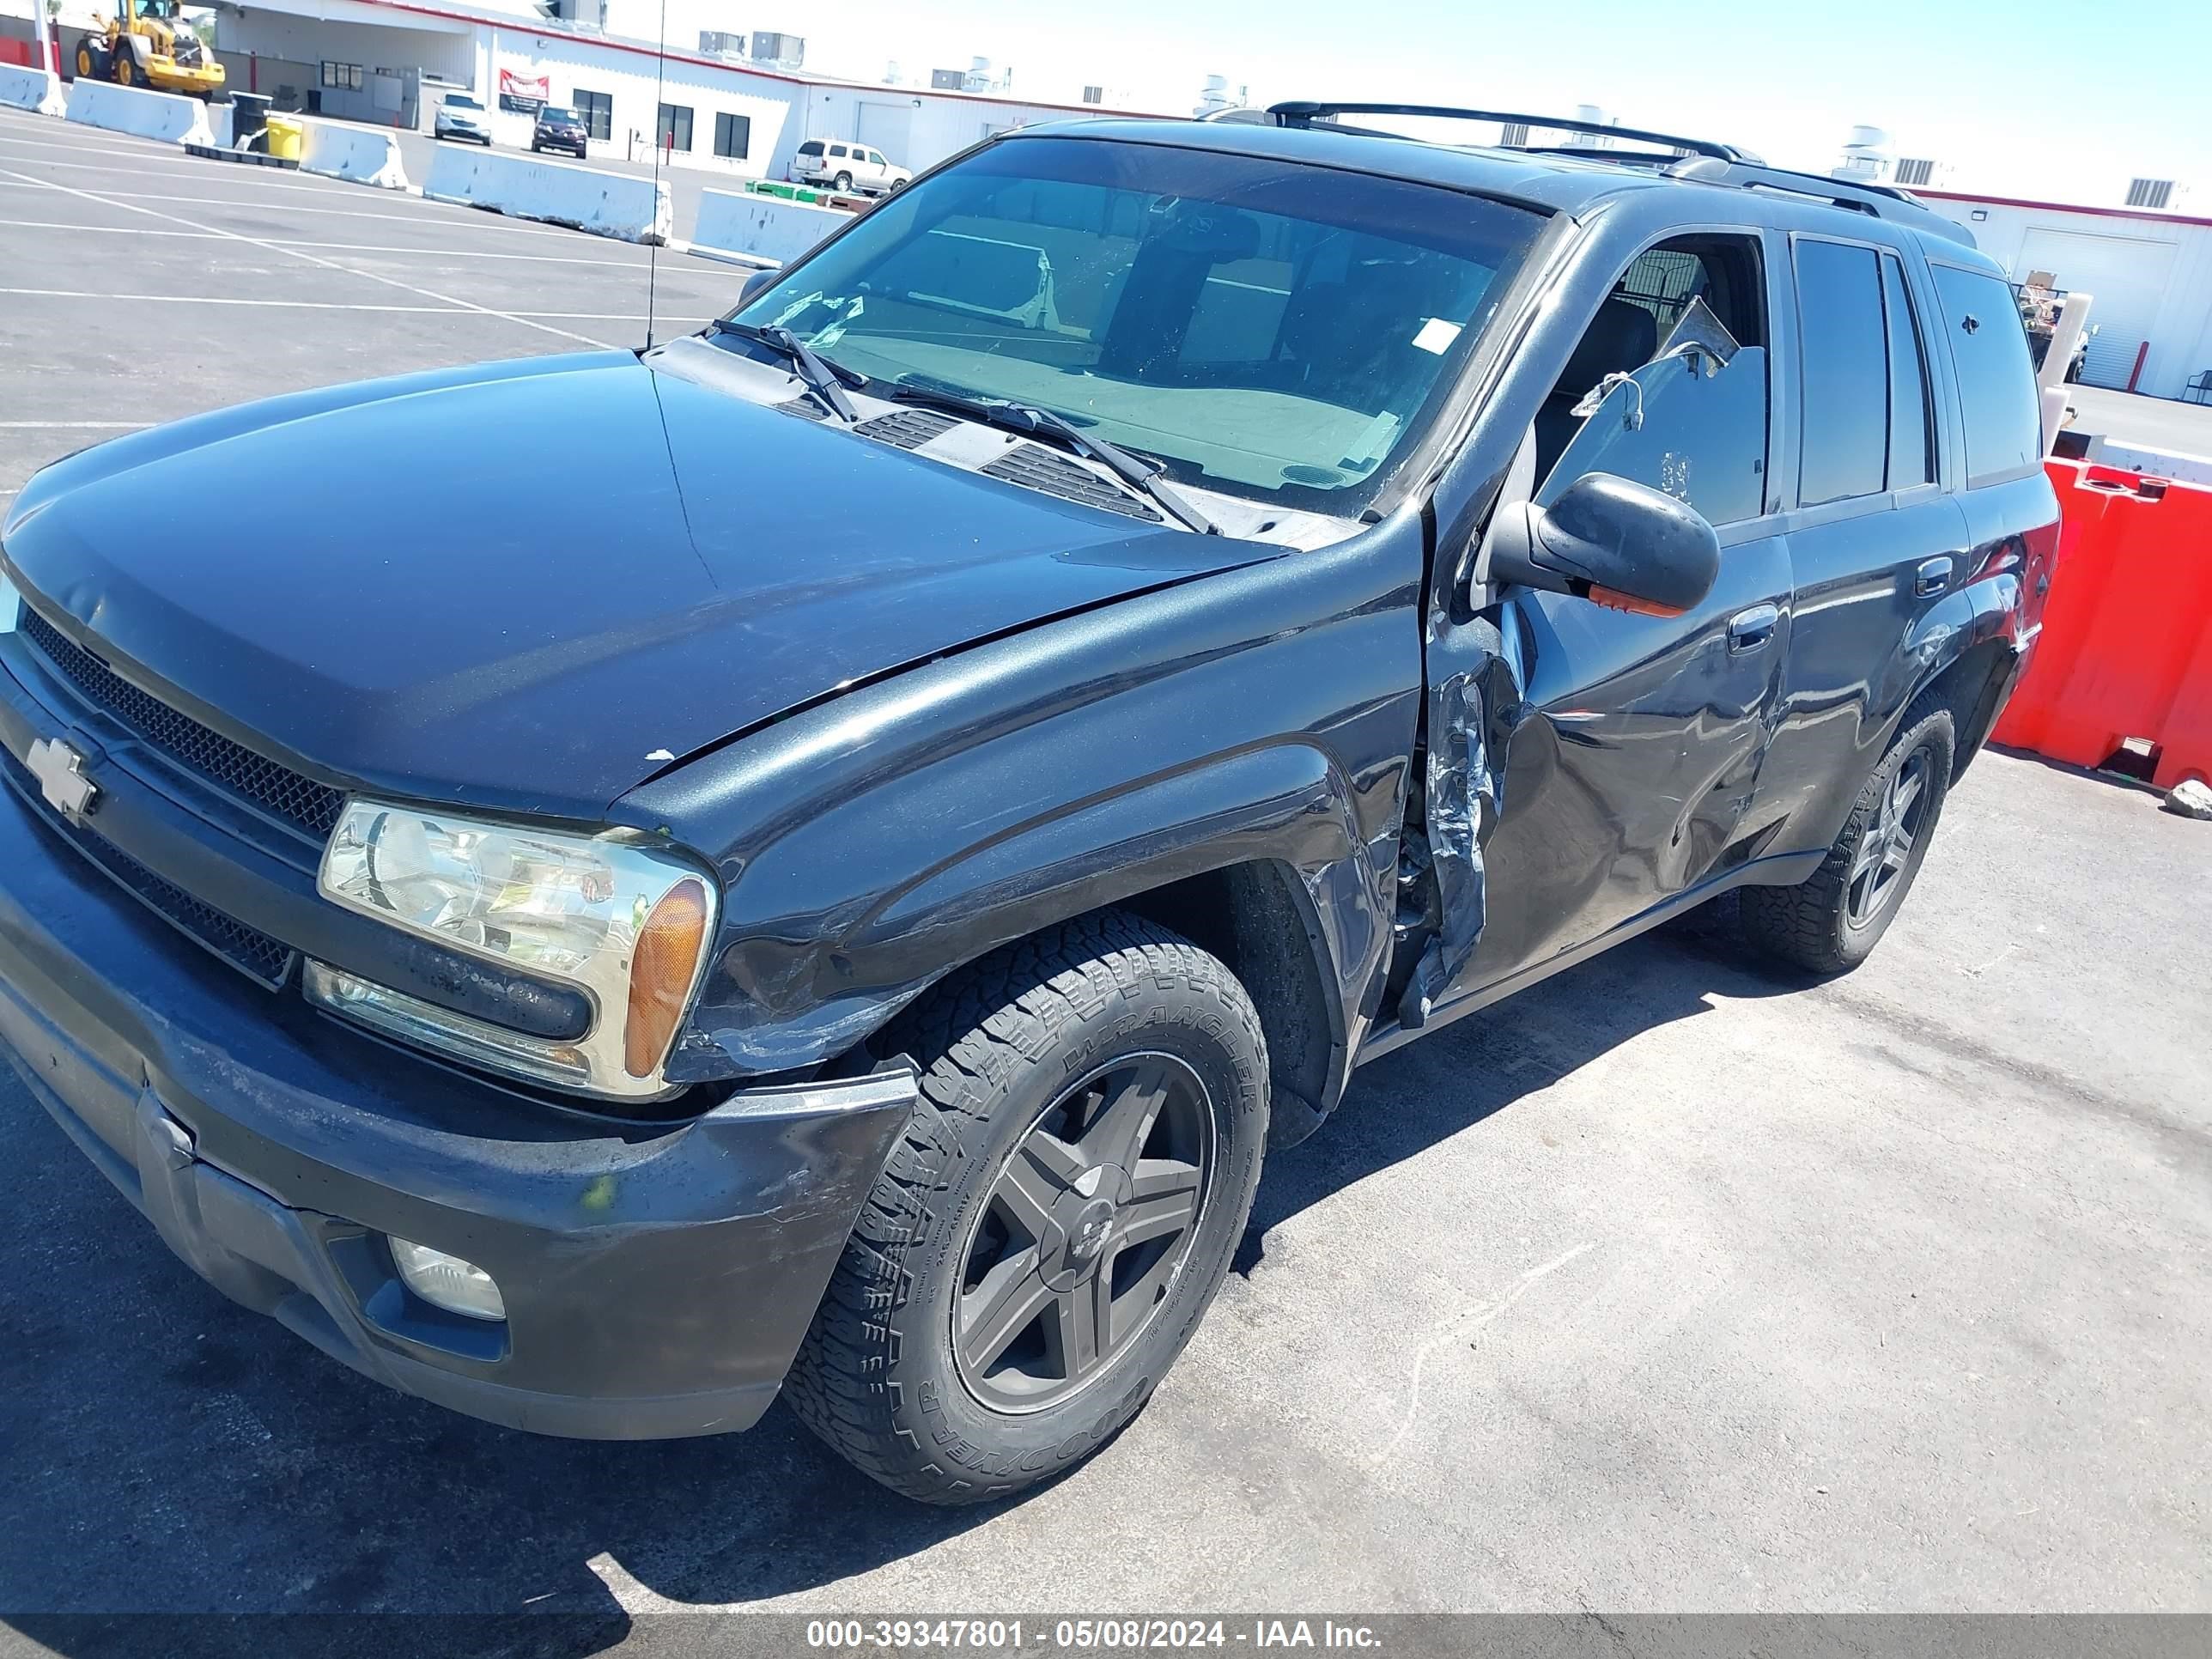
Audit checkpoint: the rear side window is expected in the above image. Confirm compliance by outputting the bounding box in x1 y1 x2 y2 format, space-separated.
1931 264 2043 486
1881 254 1934 489
1794 240 1888 506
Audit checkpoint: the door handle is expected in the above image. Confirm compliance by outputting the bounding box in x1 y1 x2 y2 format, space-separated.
1728 603 1779 653
1916 556 1956 597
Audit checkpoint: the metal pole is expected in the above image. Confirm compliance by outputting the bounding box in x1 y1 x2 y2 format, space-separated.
33 0 52 76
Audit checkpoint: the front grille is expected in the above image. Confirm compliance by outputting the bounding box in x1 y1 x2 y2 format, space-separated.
1 750 295 988
20 610 345 839
982 443 1162 522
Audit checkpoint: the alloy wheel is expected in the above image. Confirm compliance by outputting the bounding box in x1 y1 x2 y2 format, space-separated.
951 1053 1214 1413
1845 748 1930 928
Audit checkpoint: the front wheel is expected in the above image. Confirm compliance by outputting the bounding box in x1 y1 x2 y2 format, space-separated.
114 53 139 87
1740 698 1955 974
784 911 1269 1504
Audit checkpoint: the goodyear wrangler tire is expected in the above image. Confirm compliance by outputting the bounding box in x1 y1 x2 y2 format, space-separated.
784 910 1269 1504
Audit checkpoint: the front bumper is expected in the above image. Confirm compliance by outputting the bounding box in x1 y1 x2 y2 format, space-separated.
0 772 917 1439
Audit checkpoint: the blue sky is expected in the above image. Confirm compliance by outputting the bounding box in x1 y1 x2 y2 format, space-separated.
768 0 2212 205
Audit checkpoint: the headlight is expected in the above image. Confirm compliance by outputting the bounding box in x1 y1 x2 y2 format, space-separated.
315 799 717 1097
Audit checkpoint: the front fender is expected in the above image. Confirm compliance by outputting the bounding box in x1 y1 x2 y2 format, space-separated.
617 516 1429 1081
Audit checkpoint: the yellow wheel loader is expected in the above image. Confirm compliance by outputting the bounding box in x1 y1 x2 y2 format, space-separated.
74 0 225 100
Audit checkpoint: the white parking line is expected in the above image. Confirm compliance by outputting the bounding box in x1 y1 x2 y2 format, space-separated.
0 218 647 267
0 288 642 321
0 179 586 237
0 150 382 197
0 167 617 348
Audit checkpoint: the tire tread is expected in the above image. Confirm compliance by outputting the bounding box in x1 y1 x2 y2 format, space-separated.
783 908 1267 1504
1741 694 1954 974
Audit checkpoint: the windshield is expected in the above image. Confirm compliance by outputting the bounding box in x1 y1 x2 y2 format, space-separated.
720 137 1545 514
542 107 579 122
447 95 479 110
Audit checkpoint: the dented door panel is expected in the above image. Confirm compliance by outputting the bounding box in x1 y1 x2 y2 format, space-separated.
1454 527 1794 990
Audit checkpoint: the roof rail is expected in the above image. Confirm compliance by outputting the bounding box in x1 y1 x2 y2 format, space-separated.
1264 101 1746 162
1258 100 1978 249
1674 157 1978 246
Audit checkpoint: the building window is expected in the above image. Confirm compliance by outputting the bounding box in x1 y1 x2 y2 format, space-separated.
713 111 750 160
1893 156 1935 187
658 102 694 153
319 61 363 92
573 88 612 141
2125 177 2174 210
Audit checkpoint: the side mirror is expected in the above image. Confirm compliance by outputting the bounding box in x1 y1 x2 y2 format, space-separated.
735 268 777 308
1483 472 1721 617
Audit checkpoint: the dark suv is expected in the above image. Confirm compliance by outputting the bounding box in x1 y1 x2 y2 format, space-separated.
0 104 2056 1504
530 105 588 157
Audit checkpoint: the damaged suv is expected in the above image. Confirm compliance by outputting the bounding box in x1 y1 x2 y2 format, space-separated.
0 104 2055 1503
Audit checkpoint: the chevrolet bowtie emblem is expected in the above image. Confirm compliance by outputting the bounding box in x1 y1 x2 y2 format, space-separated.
27 737 99 819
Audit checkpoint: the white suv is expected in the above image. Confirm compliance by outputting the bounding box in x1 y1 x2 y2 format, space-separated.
791 138 910 196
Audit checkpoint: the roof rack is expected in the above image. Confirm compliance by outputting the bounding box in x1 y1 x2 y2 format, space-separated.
1261 100 1977 247
1265 101 1747 162
1669 156 1977 245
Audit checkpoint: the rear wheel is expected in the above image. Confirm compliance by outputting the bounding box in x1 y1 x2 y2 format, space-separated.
1741 699 1954 974
784 911 1268 1504
833 170 854 191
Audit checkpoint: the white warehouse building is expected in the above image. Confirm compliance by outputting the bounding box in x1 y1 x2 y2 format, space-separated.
1911 189 2212 401
206 0 1165 184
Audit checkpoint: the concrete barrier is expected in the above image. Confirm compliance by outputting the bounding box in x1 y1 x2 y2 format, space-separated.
690 187 850 267
424 144 669 244
0 64 64 117
300 118 407 190
64 76 213 146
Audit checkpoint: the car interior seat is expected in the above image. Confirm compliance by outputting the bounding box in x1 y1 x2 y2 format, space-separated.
1534 297 1659 484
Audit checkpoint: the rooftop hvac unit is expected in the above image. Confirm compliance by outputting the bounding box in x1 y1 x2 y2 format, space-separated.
930 68 965 90
2126 177 2175 210
750 30 804 69
1894 156 1936 187
1083 86 1103 105
698 28 747 58
1498 121 1529 147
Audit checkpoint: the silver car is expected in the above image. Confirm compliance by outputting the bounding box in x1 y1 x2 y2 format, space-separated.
434 94 493 146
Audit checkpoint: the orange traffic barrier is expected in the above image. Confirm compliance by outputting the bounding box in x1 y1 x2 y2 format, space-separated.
1993 459 2212 788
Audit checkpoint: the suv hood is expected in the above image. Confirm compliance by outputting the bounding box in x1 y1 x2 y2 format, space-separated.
1 351 1271 820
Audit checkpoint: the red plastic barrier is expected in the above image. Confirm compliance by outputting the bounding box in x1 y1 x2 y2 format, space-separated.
1993 459 2212 788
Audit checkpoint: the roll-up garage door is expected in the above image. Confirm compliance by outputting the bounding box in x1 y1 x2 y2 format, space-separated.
2015 227 2178 388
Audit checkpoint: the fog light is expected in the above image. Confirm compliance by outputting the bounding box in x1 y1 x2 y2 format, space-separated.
389 1237 506 1322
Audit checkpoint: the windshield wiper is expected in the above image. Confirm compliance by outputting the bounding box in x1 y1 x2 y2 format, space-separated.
710 319 860 423
878 379 1218 536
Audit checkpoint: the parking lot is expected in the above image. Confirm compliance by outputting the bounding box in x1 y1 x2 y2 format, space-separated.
0 107 734 495
3 105 2210 1627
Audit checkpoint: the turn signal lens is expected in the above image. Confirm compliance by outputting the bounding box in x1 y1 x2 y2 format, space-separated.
1586 584 1686 617
625 877 711 1078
